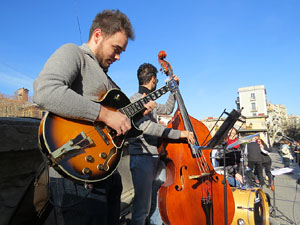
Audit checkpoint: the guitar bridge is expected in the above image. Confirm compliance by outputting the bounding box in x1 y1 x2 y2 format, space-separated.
51 131 94 160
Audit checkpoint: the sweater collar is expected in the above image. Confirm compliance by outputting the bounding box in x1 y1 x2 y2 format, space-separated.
80 43 108 73
138 86 151 95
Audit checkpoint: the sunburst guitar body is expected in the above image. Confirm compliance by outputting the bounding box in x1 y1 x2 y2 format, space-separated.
38 81 177 183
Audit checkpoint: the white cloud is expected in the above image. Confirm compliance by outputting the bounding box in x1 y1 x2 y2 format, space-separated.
0 70 34 95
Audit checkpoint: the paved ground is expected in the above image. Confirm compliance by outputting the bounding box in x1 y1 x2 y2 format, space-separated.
119 148 300 225
265 148 300 225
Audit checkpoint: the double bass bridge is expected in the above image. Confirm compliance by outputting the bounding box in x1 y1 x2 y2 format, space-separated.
188 173 210 180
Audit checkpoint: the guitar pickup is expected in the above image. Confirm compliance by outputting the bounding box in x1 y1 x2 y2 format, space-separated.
51 131 94 160
94 123 110 145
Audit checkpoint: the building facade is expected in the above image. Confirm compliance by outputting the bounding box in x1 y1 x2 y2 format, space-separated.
0 88 43 118
236 85 269 145
237 85 268 117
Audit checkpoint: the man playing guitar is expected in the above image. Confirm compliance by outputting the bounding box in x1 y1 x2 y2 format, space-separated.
33 9 154 225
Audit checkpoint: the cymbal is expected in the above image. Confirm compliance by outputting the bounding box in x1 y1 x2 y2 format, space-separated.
226 133 260 149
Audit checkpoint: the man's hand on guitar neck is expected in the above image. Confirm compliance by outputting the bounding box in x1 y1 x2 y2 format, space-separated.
97 105 131 136
143 96 156 116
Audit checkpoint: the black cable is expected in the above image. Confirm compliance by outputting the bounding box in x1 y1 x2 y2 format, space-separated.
73 0 83 44
45 160 92 209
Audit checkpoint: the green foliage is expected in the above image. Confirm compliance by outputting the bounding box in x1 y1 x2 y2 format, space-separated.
284 124 300 142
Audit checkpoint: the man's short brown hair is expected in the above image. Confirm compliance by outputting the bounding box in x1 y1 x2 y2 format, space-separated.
89 9 135 40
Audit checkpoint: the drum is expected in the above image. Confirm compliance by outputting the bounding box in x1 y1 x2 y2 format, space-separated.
211 149 241 167
231 187 270 225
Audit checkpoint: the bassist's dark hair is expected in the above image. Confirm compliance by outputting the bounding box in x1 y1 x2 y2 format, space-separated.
137 63 158 85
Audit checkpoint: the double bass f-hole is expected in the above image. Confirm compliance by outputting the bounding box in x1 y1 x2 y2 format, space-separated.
175 165 187 191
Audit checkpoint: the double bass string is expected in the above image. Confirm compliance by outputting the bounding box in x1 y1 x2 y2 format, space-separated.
174 89 209 174
160 51 212 191
174 89 213 204
161 58 206 174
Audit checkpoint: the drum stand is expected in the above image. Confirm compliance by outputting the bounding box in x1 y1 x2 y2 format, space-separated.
221 146 244 224
269 175 290 222
268 172 297 224
269 175 278 217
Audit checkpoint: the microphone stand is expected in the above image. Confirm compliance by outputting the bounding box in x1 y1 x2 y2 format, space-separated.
270 175 278 218
240 147 246 188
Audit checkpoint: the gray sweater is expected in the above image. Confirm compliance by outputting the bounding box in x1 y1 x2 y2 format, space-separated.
128 92 181 155
33 43 116 178
33 43 115 121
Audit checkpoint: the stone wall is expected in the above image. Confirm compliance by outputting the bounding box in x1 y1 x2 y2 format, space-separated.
0 118 43 225
0 117 133 225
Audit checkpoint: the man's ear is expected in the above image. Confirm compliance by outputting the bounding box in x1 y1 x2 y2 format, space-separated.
150 76 156 84
93 29 104 44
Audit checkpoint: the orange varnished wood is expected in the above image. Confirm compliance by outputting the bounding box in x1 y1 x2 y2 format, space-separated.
158 110 235 225
157 50 235 224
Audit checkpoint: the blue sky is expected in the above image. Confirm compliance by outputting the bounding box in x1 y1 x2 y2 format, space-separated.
0 0 299 119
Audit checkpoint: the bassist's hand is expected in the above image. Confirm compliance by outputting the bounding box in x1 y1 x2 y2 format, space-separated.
172 74 180 85
97 105 131 136
180 131 195 144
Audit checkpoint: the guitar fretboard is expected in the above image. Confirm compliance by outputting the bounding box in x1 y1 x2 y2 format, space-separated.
120 85 170 118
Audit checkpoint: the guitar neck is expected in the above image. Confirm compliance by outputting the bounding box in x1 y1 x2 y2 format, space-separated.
120 85 170 118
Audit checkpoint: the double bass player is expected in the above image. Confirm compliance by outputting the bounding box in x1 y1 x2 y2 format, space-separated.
128 63 195 225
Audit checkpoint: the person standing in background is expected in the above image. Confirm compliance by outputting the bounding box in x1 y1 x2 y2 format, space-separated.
257 138 274 191
293 141 300 167
245 136 265 188
281 141 293 168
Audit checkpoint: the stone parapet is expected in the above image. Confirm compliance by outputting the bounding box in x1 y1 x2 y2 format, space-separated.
0 117 134 225
0 117 40 152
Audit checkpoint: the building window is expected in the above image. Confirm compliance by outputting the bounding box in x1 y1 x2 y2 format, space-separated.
251 102 256 111
251 93 255 100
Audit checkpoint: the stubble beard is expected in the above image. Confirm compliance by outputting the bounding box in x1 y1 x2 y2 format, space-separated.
97 42 110 70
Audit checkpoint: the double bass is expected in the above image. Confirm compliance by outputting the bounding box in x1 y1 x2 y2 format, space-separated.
157 51 235 225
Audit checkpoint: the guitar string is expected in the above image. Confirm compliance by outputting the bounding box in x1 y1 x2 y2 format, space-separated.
176 90 209 173
178 94 206 174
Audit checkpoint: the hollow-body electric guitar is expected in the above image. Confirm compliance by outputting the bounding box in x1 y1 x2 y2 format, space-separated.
38 79 177 183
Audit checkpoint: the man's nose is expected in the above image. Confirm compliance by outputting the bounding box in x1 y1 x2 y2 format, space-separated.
114 54 120 60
